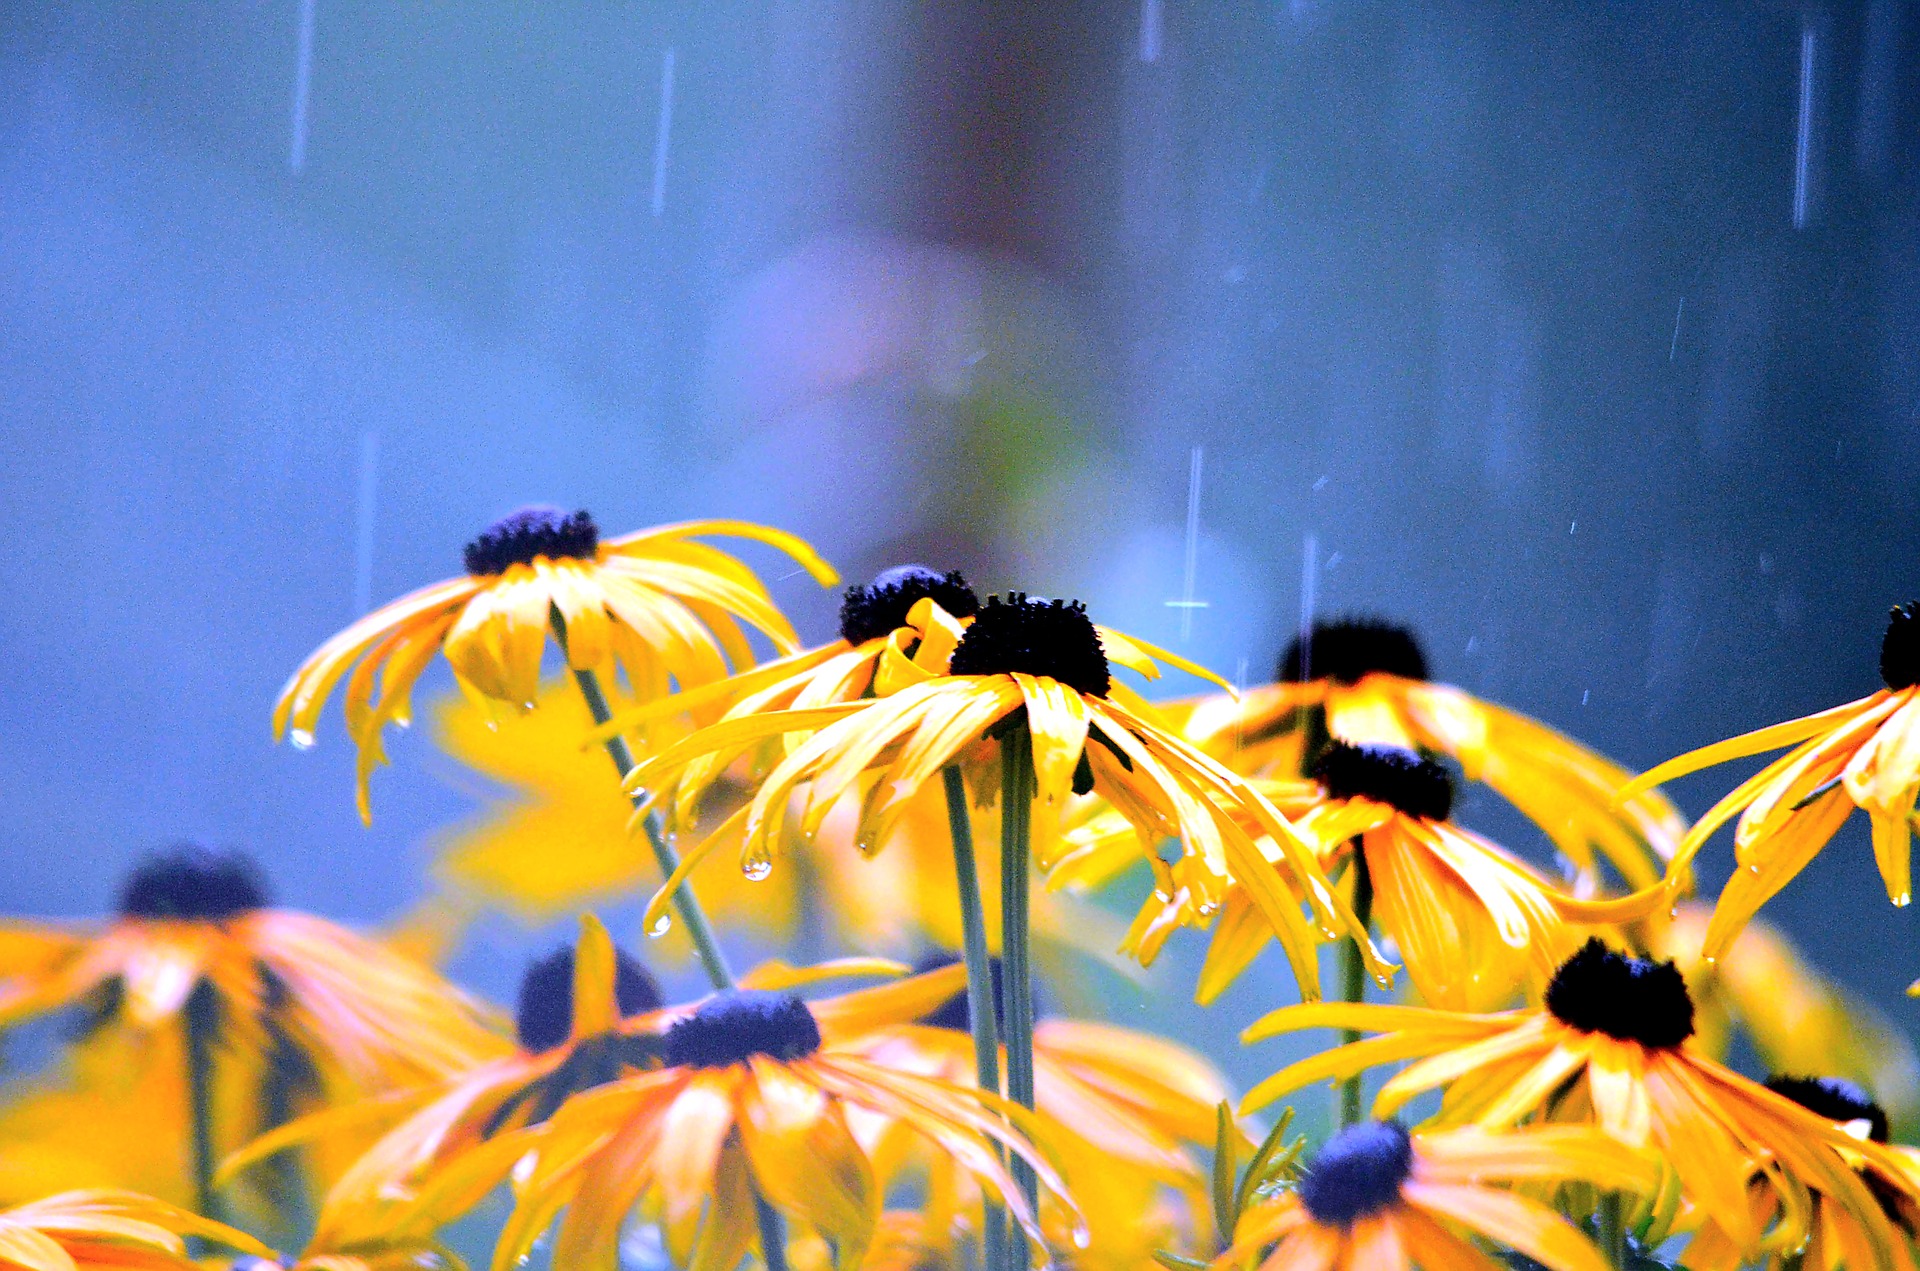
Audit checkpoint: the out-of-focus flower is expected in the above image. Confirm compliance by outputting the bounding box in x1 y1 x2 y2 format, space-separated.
1621 601 1920 958
629 593 1368 1001
1241 939 1920 1264
842 962 1227 1269
273 508 836 820
0 1190 271 1271
1214 1121 1655 1271
1685 1077 1917 1271
232 915 665 1253
1181 617 1684 894
1650 903 1918 1128
0 847 504 1213
1114 743 1613 1010
317 961 1069 1271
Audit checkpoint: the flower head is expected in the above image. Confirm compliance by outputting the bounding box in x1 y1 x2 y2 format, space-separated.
274 512 837 820
1181 616 1685 895
1216 1121 1657 1271
1241 939 1920 1262
1622 601 1920 957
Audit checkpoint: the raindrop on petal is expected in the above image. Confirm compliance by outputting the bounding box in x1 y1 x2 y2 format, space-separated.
743 859 772 882
647 913 673 938
289 728 316 751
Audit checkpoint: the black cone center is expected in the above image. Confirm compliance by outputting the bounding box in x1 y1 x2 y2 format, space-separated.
1882 603 1920 691
1766 1075 1889 1142
1545 939 1695 1049
463 506 599 576
838 566 981 645
1299 1120 1414 1226
1279 618 1428 685
1313 742 1453 821
663 990 822 1068
515 944 665 1053
118 846 268 922
948 593 1110 698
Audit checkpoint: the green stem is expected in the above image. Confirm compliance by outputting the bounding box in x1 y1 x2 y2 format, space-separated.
1339 840 1372 1129
554 622 734 991
999 725 1038 1265
1598 1192 1626 1270
184 979 224 1226
944 765 1008 1271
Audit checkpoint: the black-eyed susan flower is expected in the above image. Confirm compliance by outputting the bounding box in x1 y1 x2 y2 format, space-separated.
273 507 837 820
1651 903 1917 1126
322 963 1069 1271
1116 743 1611 1011
1240 939 1920 1265
1181 617 1685 894
1213 1120 1658 1271
841 957 1227 1268
1684 1077 1918 1271
0 846 505 1219
1621 601 1920 959
0 1189 271 1271
626 593 1369 1002
234 914 666 1254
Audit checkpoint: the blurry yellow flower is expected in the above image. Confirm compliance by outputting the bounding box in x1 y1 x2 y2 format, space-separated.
843 978 1228 1271
273 508 836 820
1214 1121 1656 1271
0 1190 271 1271
319 960 1070 1271
0 847 505 1216
630 593 1368 1000
1242 940 1920 1264
1621 601 1920 958
1181 617 1684 894
1650 903 1918 1127
1113 743 1615 1010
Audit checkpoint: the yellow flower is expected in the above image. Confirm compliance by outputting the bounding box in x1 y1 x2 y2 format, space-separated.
1181 618 1685 894
842 967 1229 1267
1682 1078 1916 1271
1111 743 1616 1010
1214 1120 1657 1271
0 847 505 1215
1241 940 1920 1264
272 509 836 820
312 951 1067 1271
629 593 1371 999
1650 903 1917 1127
1620 601 1920 958
0 1190 271 1271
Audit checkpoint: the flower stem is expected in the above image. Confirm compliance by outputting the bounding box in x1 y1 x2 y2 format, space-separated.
944 764 1008 1271
1339 840 1372 1129
553 622 734 992
184 979 224 1227
999 725 1039 1259
1598 1192 1626 1269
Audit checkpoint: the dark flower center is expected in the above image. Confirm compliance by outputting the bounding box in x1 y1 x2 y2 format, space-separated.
515 945 665 1053
948 593 1110 698
663 990 822 1069
839 566 981 645
1279 618 1428 685
1313 741 1453 821
463 506 599 576
913 952 1045 1032
118 846 269 922
1299 1120 1414 1226
1882 603 1920 691
1766 1075 1889 1143
1545 939 1695 1049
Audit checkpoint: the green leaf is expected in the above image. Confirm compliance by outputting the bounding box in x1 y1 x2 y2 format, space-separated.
1235 1106 1300 1219
1211 1100 1240 1247
1153 1253 1210 1271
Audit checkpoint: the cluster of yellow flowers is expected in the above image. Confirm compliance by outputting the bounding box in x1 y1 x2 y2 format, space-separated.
4 506 1920 1271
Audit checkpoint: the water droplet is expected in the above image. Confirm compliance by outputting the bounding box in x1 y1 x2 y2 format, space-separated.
743 860 772 882
1196 900 1219 918
1071 1225 1091 1250
855 837 876 855
289 728 315 751
647 913 672 938
1896 892 1912 908
1668 907 1680 920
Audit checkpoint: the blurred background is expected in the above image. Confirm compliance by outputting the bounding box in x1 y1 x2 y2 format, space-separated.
2 1 1919 1102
